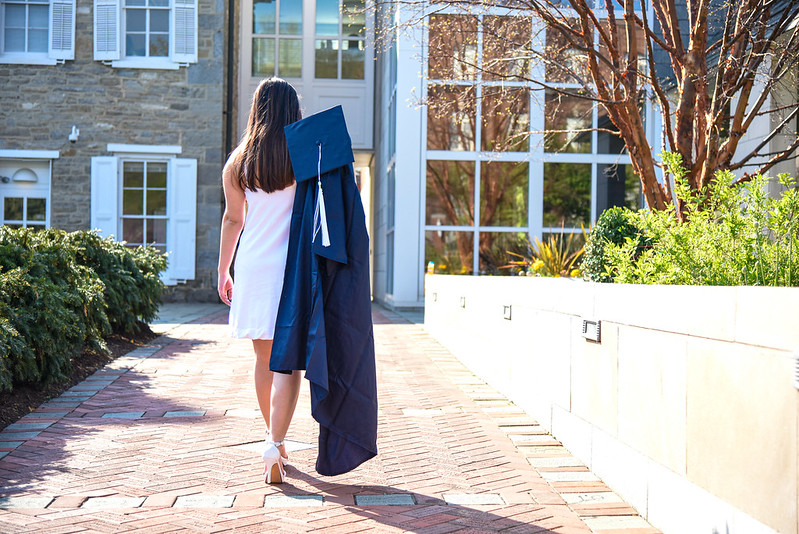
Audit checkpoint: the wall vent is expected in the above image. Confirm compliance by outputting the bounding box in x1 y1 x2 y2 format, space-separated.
459 296 466 308
503 305 512 320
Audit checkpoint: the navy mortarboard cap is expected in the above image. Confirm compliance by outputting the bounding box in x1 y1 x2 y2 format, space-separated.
284 105 354 183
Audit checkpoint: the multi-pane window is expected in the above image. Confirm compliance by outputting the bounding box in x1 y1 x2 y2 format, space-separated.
121 161 167 253
252 0 302 77
425 14 533 275
2 197 46 229
315 0 365 79
124 0 169 58
423 10 645 276
2 0 48 53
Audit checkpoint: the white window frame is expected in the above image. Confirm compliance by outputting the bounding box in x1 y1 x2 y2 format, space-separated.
0 149 57 230
93 0 197 69
0 0 75 65
91 144 196 285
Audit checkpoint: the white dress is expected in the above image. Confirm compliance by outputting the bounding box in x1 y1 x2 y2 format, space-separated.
229 182 296 340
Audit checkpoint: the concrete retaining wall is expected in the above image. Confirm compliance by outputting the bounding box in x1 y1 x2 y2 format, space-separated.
424 275 799 534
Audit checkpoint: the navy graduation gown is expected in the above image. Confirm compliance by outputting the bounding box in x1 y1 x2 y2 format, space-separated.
271 106 378 476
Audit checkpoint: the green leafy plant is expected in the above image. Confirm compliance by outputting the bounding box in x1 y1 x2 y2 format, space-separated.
505 230 585 277
602 153 799 286
581 206 649 283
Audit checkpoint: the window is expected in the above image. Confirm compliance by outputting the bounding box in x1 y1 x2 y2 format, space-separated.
91 146 197 285
93 0 197 69
252 0 302 78
0 151 54 229
0 0 75 64
315 0 365 79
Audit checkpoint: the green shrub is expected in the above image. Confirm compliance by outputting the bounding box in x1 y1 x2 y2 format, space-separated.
604 154 799 286
0 227 167 393
581 206 648 282
66 231 166 334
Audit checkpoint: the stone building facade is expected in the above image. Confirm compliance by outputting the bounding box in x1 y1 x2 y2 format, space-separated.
0 0 226 301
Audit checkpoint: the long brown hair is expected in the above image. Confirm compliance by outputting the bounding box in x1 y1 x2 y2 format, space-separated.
237 78 301 193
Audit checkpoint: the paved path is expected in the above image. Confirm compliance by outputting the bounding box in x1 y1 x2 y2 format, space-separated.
0 306 660 533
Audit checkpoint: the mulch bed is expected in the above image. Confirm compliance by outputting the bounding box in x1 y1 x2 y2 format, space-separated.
0 326 159 431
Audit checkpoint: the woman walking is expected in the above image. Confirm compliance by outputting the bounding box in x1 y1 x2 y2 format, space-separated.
217 78 302 484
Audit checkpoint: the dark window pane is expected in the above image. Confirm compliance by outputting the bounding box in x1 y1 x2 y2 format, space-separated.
27 198 46 221
316 0 339 35
341 39 364 79
123 162 144 187
146 218 167 244
544 90 592 153
481 86 529 152
149 0 168 6
426 160 474 226
427 84 476 151
478 232 529 275
123 218 144 244
483 16 530 81
428 15 478 80
480 161 528 226
253 0 276 34
279 0 302 34
315 39 338 78
4 198 23 221
149 33 169 57
150 9 169 32
126 33 146 56
597 164 641 214
126 9 146 31
278 38 302 77
597 105 626 154
252 37 275 76
126 0 146 6
425 230 474 275
146 190 167 215
543 162 591 228
147 162 167 187
123 189 144 215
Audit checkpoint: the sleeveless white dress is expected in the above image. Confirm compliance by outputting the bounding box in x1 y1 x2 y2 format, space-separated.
229 182 296 340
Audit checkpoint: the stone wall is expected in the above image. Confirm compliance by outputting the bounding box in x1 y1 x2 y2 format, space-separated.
0 0 226 302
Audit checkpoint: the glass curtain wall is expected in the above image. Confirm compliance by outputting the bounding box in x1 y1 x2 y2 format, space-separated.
423 7 646 276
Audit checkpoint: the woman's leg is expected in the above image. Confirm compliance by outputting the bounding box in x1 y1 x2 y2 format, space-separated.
252 339 275 430
252 339 302 459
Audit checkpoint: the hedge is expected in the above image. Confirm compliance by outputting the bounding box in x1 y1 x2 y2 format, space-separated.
0 228 167 393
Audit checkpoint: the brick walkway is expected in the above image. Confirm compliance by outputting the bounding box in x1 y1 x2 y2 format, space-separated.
0 306 660 534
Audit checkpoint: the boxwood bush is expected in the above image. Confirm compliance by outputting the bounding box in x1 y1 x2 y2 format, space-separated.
0 228 166 393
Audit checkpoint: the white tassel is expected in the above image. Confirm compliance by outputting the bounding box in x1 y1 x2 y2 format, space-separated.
312 143 331 248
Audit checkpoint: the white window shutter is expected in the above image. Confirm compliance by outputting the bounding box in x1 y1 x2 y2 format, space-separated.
164 157 197 284
94 0 120 61
49 0 75 60
90 156 119 239
171 0 198 64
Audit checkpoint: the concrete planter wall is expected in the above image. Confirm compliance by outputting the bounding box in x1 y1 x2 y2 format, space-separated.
424 275 799 534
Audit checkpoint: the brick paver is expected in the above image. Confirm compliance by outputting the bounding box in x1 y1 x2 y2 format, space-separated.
0 306 660 533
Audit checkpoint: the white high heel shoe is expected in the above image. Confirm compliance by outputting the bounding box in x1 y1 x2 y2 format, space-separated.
263 439 286 484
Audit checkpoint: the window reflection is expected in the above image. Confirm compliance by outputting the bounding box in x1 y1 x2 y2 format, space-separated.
427 84 476 151
544 90 592 153
426 160 475 226
315 39 338 78
428 15 478 80
316 0 339 35
481 86 529 152
342 0 365 36
253 0 275 33
342 39 365 79
543 162 591 227
279 38 302 77
480 161 528 227
478 232 529 275
252 37 276 77
482 16 530 81
597 164 641 213
279 0 302 34
597 105 626 154
425 231 474 275
545 22 589 84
